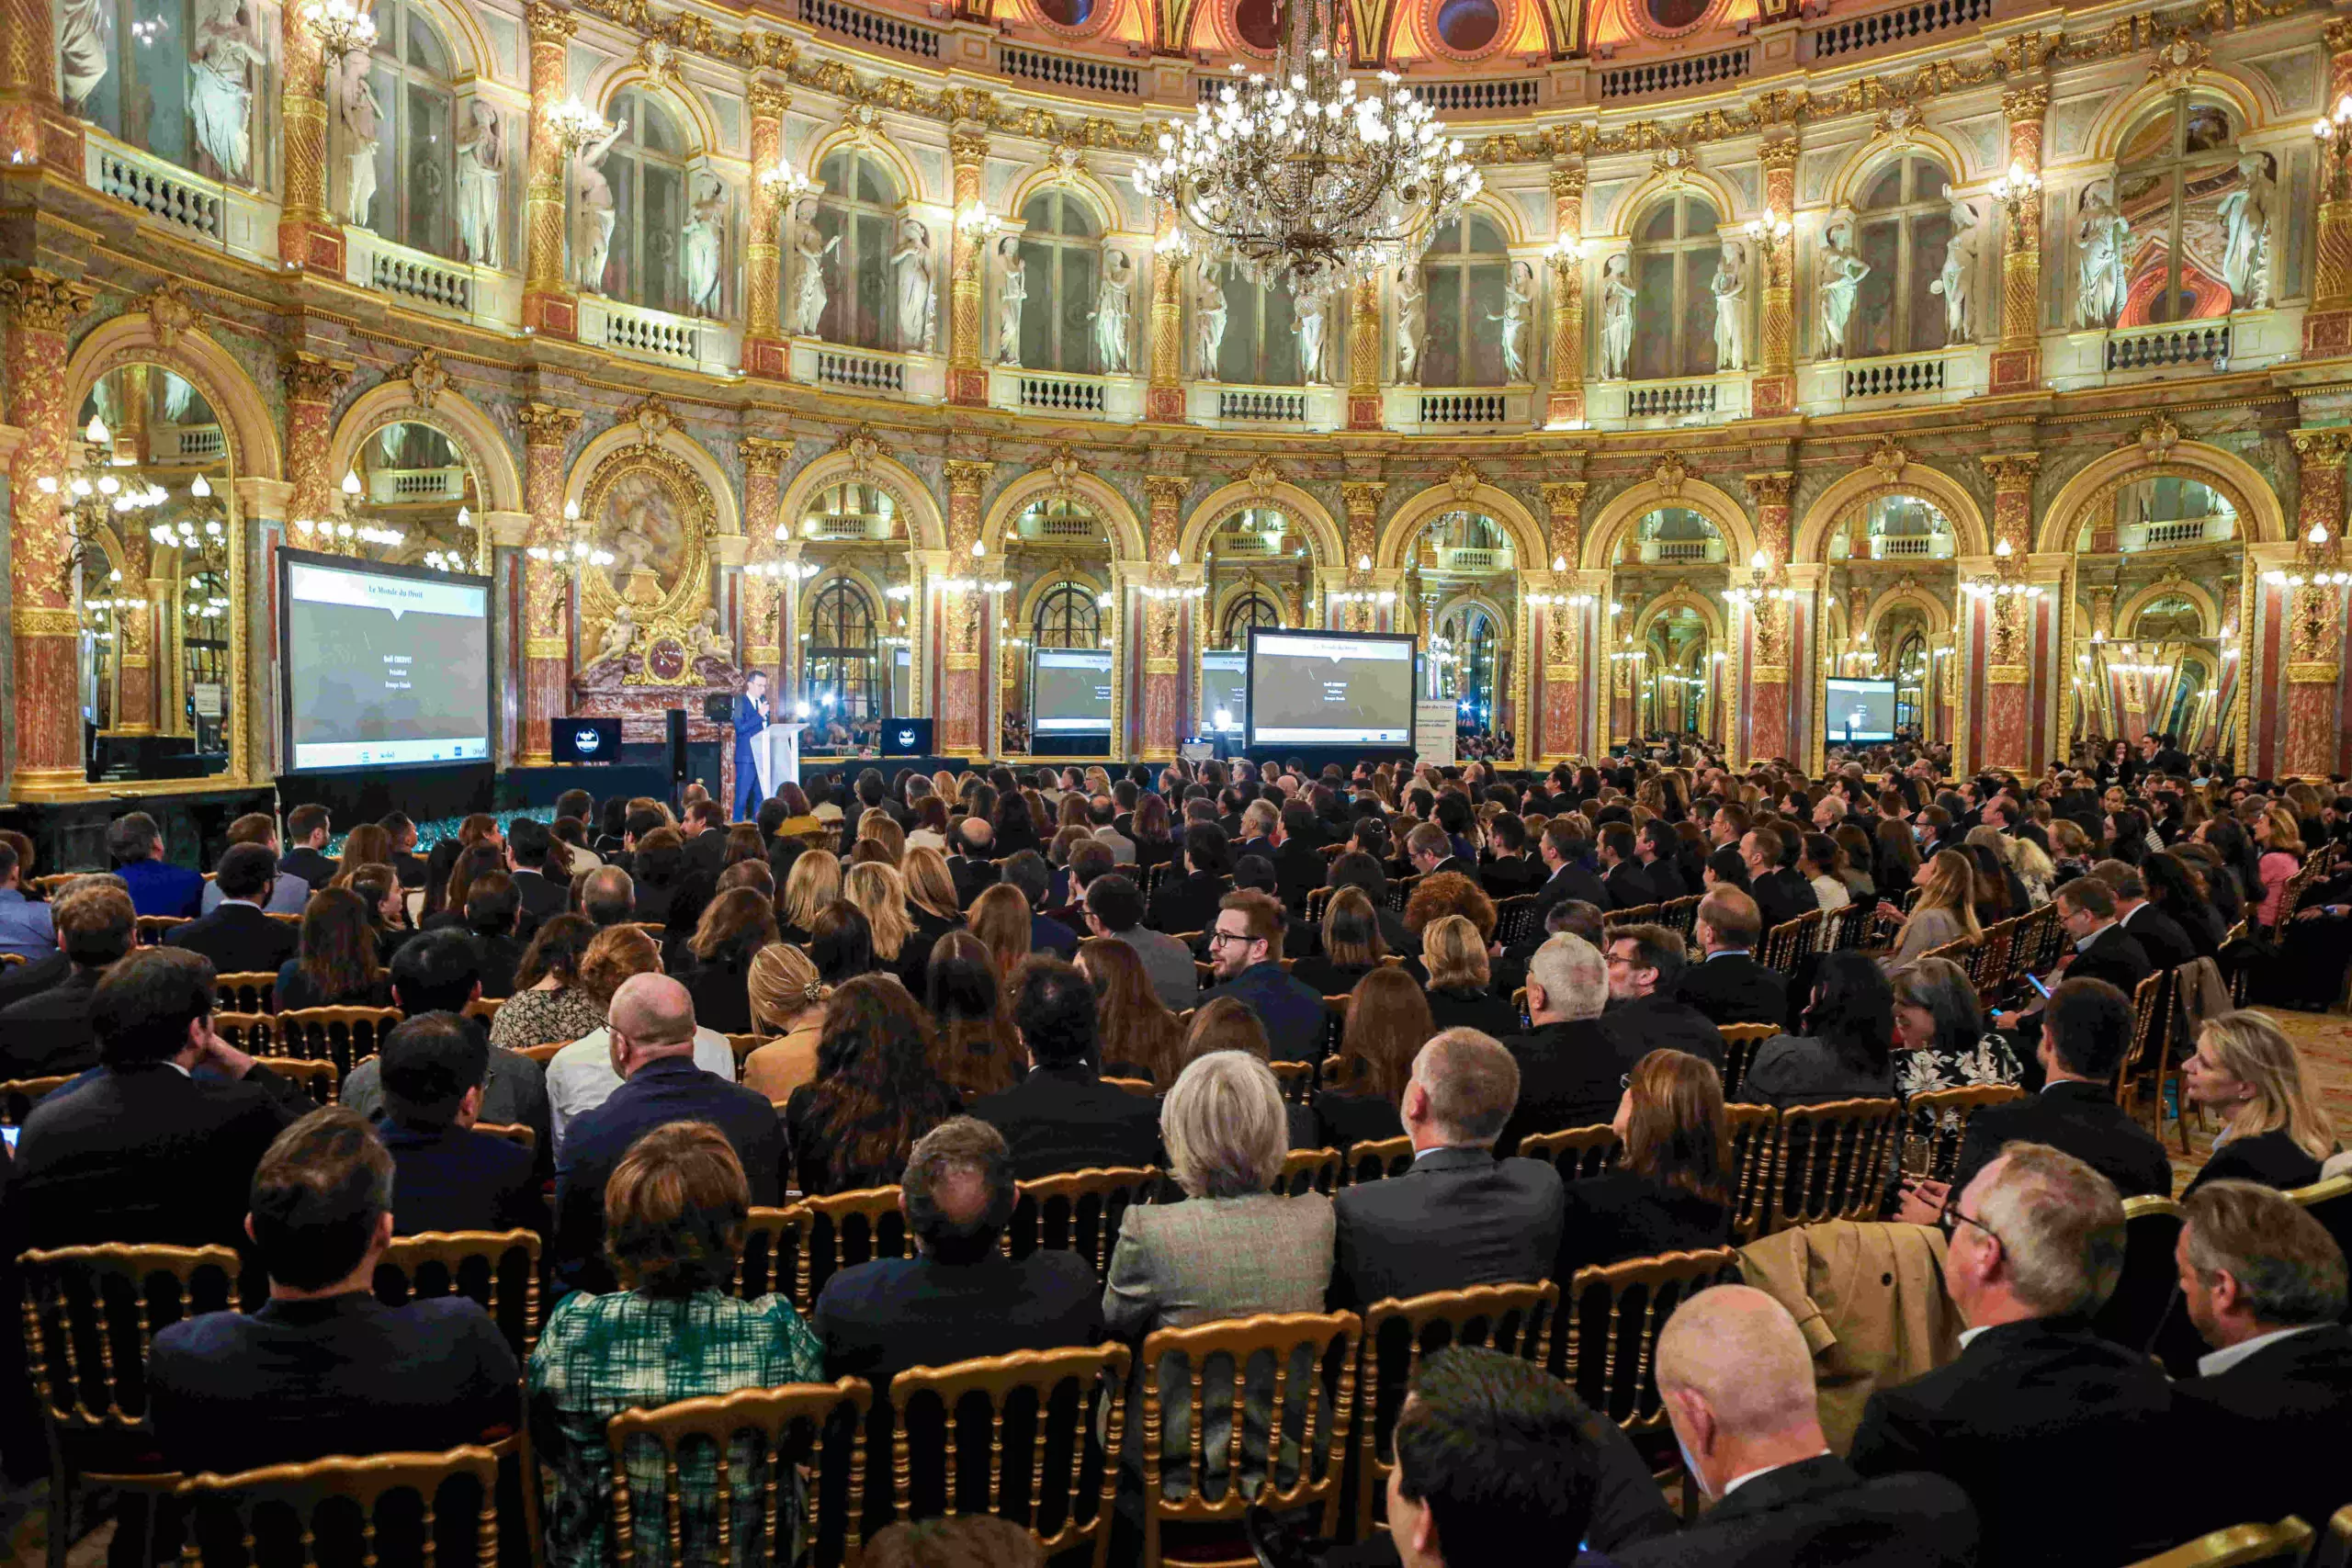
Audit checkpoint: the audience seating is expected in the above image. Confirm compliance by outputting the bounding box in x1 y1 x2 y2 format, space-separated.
2115 971 2177 1145
2311 1505 2352 1568
605 1380 873 1568
1826 901 1876 952
515 1040 569 1066
269 1059 340 1108
1135 1311 1361 1568
0 953 20 967
1304 886 1335 924
2288 1176 2352 1321
1904 1083 2028 1183
1514 1124 1622 1182
1555 1247 1743 1472
1724 1103 1780 1244
2120 1517 2315 1568
211 1013 276 1054
1100 1077 1157 1098
212 973 276 1014
887 1346 1131 1568
1342 1136 1415 1186
1354 1284 1557 1539
797 1188 915 1314
1318 996 1351 1059
172 1443 509 1568
132 917 181 947
460 997 501 1028
1384 876 1419 913
471 1122 537 1154
273 1006 404 1077
726 1033 765 1076
1761 1097 1903 1234
374 1229 543 1359
1268 1060 1315 1105
1003 1167 1158 1282
28 874 75 898
0 1076 71 1127
1603 902 1660 931
1272 1147 1340 1197
2094 1196 2186 1363
1657 894 1702 942
1717 1023 1778 1104
733 1207 814 1304
1759 911 1822 974
1492 895 1542 947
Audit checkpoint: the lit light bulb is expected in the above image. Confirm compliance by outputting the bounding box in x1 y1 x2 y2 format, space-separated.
564 500 581 522
190 472 210 498
85 415 110 446
341 469 361 496
1552 554 1567 572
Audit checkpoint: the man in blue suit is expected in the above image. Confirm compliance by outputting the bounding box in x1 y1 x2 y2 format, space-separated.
731 670 772 823
1202 888 1328 1062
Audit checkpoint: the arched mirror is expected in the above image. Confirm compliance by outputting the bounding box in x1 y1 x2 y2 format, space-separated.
1001 492 1114 756
1637 604 1713 738
1404 511 1518 758
1200 506 1316 732
1607 506 1737 753
796 479 912 750
349 421 480 572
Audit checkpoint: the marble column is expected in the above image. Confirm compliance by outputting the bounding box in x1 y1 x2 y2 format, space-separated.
744 85 791 379
2287 429 2351 778
1992 86 2048 393
1347 276 1382 431
522 2 577 339
113 525 157 734
1743 470 1795 763
941 459 991 753
948 128 989 407
1752 141 1799 417
483 509 531 766
1546 164 1585 427
518 400 582 767
281 352 352 531
1141 475 1187 756
1 271 96 792
277 6 342 271
1147 207 1186 424
740 436 789 686
1539 480 1586 761
2309 25 2352 359
1978 452 2041 772
0 0 81 173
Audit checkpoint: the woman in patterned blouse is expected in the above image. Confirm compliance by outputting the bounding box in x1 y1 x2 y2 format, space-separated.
1891 955 2022 1100
528 1122 823 1568
487 915 604 1052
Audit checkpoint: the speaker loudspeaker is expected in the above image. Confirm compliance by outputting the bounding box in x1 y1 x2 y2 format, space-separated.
666 708 688 784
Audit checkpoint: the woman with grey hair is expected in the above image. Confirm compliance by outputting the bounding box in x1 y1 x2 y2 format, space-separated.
1891 955 2021 1101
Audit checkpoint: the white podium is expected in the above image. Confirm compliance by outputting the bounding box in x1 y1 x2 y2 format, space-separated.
753 722 808 798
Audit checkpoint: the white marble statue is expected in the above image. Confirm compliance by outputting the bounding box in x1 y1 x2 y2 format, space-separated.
187 0 264 186
680 176 726 317
791 204 838 337
1194 258 1228 378
1490 260 1534 382
1396 264 1426 385
593 604 639 667
695 607 734 663
337 54 381 229
1295 287 1328 383
1092 248 1132 373
1710 243 1748 372
1929 198 1978 344
995 237 1026 366
891 219 936 353
568 117 627 294
57 0 110 113
1599 253 1635 381
455 102 503 269
1817 212 1870 358
2075 181 2131 330
2218 152 2277 310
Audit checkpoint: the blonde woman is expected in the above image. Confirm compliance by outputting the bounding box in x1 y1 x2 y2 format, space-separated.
741 942 829 1102
842 860 916 983
2253 805 2306 929
968 882 1033 983
1877 849 1980 972
779 851 841 946
2182 1010 2338 1195
900 844 967 954
857 808 906 866
1419 913 1519 1037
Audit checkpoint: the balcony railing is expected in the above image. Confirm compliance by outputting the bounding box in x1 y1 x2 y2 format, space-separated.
1410 78 1542 113
155 423 225 461
346 228 488 321
804 512 893 540
1016 373 1108 414
1001 46 1139 96
88 140 223 240
1418 391 1511 425
1843 354 1947 400
371 466 467 504
798 0 941 56
814 346 909 395
1868 534 1951 558
1809 0 1991 60
1640 537 1725 564
1216 387 1308 423
2106 321 2231 372
1626 379 1719 419
2120 515 2235 552
1600 46 1751 100
1433 546 1513 573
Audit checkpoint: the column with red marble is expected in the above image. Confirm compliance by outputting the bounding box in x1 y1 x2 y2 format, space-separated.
1743 471 1794 763
1 270 96 791
518 401 582 767
2308 24 2352 359
1141 475 1188 757
0 0 83 175
1540 480 1586 761
2287 429 2350 778
740 437 789 687
282 352 351 534
947 130 989 408
1147 202 1186 424
1979 453 2041 772
941 459 991 753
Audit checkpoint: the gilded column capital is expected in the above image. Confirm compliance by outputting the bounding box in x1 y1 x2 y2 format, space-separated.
944 457 994 493
1744 470 1795 508
2324 17 2352 55
948 127 989 169
748 82 792 119
1547 162 1585 202
2001 85 2051 121
1980 451 2042 489
1141 474 1189 510
1339 480 1386 517
2291 427 2352 467
281 351 353 406
0 269 95 333
517 401 583 447
523 0 576 42
1541 480 1588 511
1758 137 1801 173
739 434 791 479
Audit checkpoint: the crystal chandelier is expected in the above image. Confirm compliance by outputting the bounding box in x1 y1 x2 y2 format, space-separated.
1133 0 1479 295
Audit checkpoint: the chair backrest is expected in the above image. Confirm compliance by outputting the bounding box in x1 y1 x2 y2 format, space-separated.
1004 1167 1158 1282
133 915 182 947
471 1122 537 1154
1604 903 1661 931
725 1034 766 1078
19 1244 247 1438
461 997 501 1027
1136 1310 1361 1553
1724 1103 1780 1243
2287 1176 2352 1322
28 874 75 897
1385 874 1419 912
1492 894 1543 948
734 1205 815 1306
2114 969 2174 1114
1305 886 1336 924
1342 1136 1415 1186
173 1444 505 1568
1268 1059 1315 1105
213 972 277 1014
605 1379 874 1568
1558 1247 1743 1429
1514 1124 1623 1183
269 1058 341 1108
1765 1097 1903 1233
211 1012 277 1055
0 1075 73 1127
1099 1077 1157 1098
1716 1023 1779 1105
375 1228 543 1358
1355 1285 1557 1539
1272 1147 1340 1197
1904 1084 2028 1183
797 1187 913 1315
1658 895 1702 941
2120 1517 2316 1568
2309 1505 2352 1568
1760 917 1809 972
516 1038 571 1066
274 1006 404 1076
2093 1196 2187 1356
888 1346 1132 1568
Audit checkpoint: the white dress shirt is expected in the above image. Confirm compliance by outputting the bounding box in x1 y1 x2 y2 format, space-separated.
546 1027 738 1156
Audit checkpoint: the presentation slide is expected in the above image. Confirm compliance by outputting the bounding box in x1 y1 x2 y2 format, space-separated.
1248 631 1417 746
281 552 491 770
1825 678 1899 742
1201 652 1248 731
1032 648 1114 733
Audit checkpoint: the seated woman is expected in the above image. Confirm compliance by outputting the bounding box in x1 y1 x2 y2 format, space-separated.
677 887 777 1037
2254 806 2307 931
1556 1049 1735 1280
1801 833 1852 915
528 1122 822 1567
1890 956 2021 1100
1419 915 1521 1037
740 942 829 1103
1876 850 1980 973
784 975 961 1195
777 850 841 949
2183 1010 2339 1195
1078 936 1185 1089
808 899 881 987
1290 886 1408 997
1745 951 1899 1111
489 914 603 1052
1312 965 1431 1150
1130 793 1178 876
968 884 1034 984
275 886 393 1010
1182 998 1318 1150
905 795 951 853
343 861 415 966
924 931 1020 1100
899 846 967 979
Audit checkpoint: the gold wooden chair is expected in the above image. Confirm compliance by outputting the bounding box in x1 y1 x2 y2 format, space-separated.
172 1444 506 1568
888 1346 1132 1568
2120 1517 2314 1568
1193 960 1215 991
461 996 502 1028
0 1075 73 1127
211 1011 276 1055
19 1243 248 1568
1657 895 1703 942
2115 970 2177 1143
1341 1136 1415 1186
1715 1023 1780 1106
268 1058 341 1107
0 952 20 966
2288 1175 2352 1297
1353 1284 1557 1539
1136 1311 1361 1568
2307 1504 2352 1568
1514 1124 1622 1183
274 1005 404 1076
726 1033 767 1079
605 1380 874 1568
1492 894 1544 947
1272 1147 1340 1197
375 1229 543 1358
1724 1103 1781 1244
472 1122 538 1155
731 1205 815 1304
516 1038 571 1067
796 1187 913 1316
212 971 277 1015
1556 1247 1743 1486
1762 1097 1903 1234
2092 1196 2187 1359
28 874 77 898
1101 1076 1159 1098
1268 1060 1315 1105
1903 1084 2027 1184
1758 915 1810 973
1304 886 1336 924
1603 902 1661 931
625 921 667 938
1005 1167 1158 1282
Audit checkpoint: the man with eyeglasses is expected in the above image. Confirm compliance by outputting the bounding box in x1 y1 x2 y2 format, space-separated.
1201 888 1326 1063
1851 1143 2193 1568
1595 923 1724 1075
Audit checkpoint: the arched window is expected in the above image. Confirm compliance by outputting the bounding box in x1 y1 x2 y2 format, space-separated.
1419 214 1510 387
1433 604 1498 716
63 0 267 183
1216 270 1303 385
804 579 879 718
1831 494 1954 561
1892 624 1928 736
1033 581 1103 648
1630 507 1724 565
1018 190 1101 373
357 0 458 256
1222 592 1282 647
802 480 899 543
2087 476 2237 552
602 88 691 312
813 150 900 349
1851 152 1952 356
1630 194 1722 380
2131 592 2205 641
2114 98 2242 326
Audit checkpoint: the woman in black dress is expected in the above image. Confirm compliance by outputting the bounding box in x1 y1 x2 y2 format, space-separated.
275 886 393 1010
2182 1010 2338 1196
1311 965 1431 1150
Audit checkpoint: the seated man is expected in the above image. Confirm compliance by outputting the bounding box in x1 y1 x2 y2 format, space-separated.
108 810 203 920
374 1012 544 1235
1201 890 1327 1065
1329 1029 1563 1310
1672 888 1788 1029
1083 874 1194 1014
1597 924 1724 1073
970 958 1162 1179
279 804 340 889
1850 1142 2191 1568
2173 1179 2352 1535
1622 1285 1976 1567
165 843 299 976
0 885 137 1079
148 1107 519 1474
815 1117 1101 1392
200 812 311 916
0 839 54 962
1496 933 1620 1156
339 930 552 1154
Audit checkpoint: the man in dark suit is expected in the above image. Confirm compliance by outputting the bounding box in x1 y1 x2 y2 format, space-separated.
1990 877 2152 1047
1496 933 1623 1155
1635 821 1690 903
503 817 571 940
971 958 1162 1178
2173 1181 2352 1537
109 809 205 920
1623 1285 1976 1568
166 842 299 977
1673 888 1789 1029
373 1012 544 1235
1852 1143 2194 1568
1202 889 1328 1063
1599 923 1724 1073
1478 814 1544 900
1532 820 1610 917
1597 822 1655 911
1272 803 1329 915
147 1106 518 1476
1329 1029 1565 1309
1741 827 1819 932
381 812 432 891
681 798 730 877
0 884 137 1079
2 947 302 1256
551 973 786 1292
2097 860 2198 974
1148 823 1233 937
279 804 340 890
947 816 1001 909
1408 822 1480 885
1235 799 1281 865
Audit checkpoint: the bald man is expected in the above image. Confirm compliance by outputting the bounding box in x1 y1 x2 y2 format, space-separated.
550 973 787 1293
1619 1287 1976 1568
